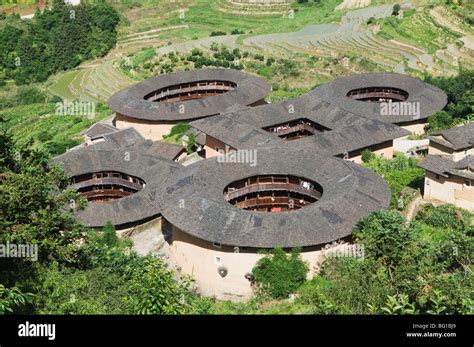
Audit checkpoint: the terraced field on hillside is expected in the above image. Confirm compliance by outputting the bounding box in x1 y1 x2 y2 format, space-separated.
50 61 134 102
213 0 292 15
48 1 473 103
243 4 472 76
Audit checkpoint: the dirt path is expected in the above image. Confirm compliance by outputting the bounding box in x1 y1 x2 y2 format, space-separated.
405 194 422 223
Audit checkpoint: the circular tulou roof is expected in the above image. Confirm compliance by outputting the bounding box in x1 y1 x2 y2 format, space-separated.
108 68 272 122
157 147 391 248
310 73 447 124
55 147 181 228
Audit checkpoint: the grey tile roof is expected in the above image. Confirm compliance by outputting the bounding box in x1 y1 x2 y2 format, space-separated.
310 73 447 124
229 94 369 130
54 146 181 228
157 147 391 248
108 68 272 121
144 141 185 160
192 111 409 154
429 122 474 150
55 71 445 245
191 113 283 150
287 119 410 156
419 155 474 180
84 123 118 139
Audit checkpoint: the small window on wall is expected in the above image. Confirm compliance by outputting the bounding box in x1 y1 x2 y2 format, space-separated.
465 180 471 188
435 174 440 180
212 242 222 249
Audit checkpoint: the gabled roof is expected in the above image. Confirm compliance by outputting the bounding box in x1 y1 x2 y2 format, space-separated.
429 122 474 151
192 110 409 155
191 113 283 150
83 123 118 139
419 155 474 180
225 94 369 130
288 119 410 156
144 141 185 160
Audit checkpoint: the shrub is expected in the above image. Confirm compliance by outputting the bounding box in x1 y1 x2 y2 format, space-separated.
252 248 308 299
163 123 191 139
353 210 416 266
230 29 245 35
427 111 453 132
415 204 471 231
14 86 46 105
186 132 195 154
392 4 401 16
102 221 118 247
50 95 63 104
266 57 275 66
361 149 375 163
210 31 226 37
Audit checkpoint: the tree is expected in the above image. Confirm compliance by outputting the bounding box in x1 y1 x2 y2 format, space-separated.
353 210 416 267
0 1 120 85
186 132 196 154
427 111 453 132
102 221 118 247
252 248 308 299
0 284 31 314
0 142 87 264
392 4 401 16
361 149 375 163
424 69 474 130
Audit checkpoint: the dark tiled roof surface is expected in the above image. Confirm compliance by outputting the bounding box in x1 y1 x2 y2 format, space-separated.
310 73 447 123
419 155 474 180
108 68 271 121
157 147 391 248
57 72 448 244
286 119 410 156
191 114 283 149
55 128 182 227
84 123 118 139
429 122 474 150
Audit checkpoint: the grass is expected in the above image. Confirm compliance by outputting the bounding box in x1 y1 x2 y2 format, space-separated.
49 70 81 101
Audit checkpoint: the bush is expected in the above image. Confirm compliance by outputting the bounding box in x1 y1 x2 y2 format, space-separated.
266 57 275 66
186 132 196 154
361 149 375 163
252 248 308 299
362 153 424 208
210 31 226 37
392 4 401 16
354 210 416 266
427 111 453 132
163 123 191 140
102 221 118 247
14 86 46 105
50 95 63 104
415 204 471 231
230 29 245 35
